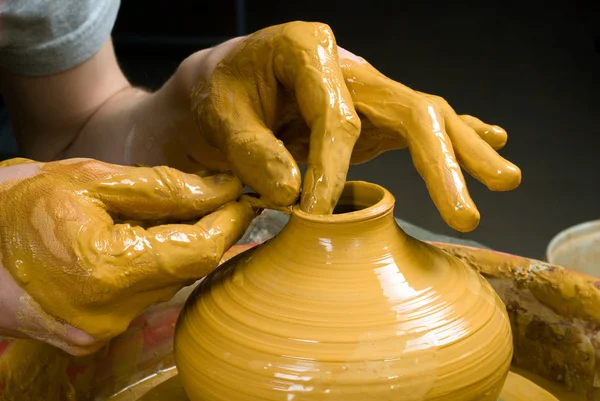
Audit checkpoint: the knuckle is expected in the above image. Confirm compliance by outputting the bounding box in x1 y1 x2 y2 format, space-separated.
206 234 226 265
150 166 187 199
195 225 227 266
191 80 234 149
64 159 116 181
342 112 362 139
56 157 94 166
312 22 334 37
88 264 124 292
165 225 221 277
424 93 448 105
429 94 450 108
283 21 336 47
413 98 441 117
425 98 442 114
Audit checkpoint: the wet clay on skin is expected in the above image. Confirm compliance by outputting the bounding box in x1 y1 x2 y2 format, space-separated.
0 158 256 344
188 21 520 231
0 244 261 401
174 181 513 401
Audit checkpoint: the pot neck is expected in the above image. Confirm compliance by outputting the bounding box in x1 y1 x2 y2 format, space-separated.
278 181 400 241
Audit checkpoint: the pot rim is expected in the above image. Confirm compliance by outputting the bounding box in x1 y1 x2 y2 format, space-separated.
293 181 395 224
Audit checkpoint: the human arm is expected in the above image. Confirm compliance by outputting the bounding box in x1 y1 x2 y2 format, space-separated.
0 1 256 356
180 22 522 230
0 37 187 167
0 0 220 168
1 15 521 230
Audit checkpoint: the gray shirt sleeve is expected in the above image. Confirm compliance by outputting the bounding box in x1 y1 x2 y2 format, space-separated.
0 0 120 76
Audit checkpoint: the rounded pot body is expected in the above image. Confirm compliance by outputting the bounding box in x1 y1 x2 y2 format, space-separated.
175 181 513 401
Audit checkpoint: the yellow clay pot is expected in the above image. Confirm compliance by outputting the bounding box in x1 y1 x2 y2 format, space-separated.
174 181 513 400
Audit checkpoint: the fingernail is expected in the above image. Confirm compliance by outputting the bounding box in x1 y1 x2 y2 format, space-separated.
65 325 98 348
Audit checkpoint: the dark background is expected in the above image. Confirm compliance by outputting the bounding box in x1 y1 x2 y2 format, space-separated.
112 0 600 260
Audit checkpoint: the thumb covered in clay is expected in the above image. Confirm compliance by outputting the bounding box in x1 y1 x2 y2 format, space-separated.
138 197 256 282
0 158 258 355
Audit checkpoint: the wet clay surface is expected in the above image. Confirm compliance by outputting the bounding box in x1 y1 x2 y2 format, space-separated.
0 157 256 353
186 21 520 230
174 181 513 400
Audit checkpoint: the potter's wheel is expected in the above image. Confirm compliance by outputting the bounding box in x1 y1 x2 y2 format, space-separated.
110 370 558 401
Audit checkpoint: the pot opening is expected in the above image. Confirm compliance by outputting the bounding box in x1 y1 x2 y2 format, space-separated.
294 181 393 223
333 182 386 214
332 204 363 214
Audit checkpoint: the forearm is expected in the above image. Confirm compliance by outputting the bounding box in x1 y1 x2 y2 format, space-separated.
63 37 246 167
0 39 129 161
61 53 205 165
0 37 210 166
61 80 174 166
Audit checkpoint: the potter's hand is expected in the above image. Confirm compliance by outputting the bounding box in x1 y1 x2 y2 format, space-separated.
0 158 255 355
187 22 520 231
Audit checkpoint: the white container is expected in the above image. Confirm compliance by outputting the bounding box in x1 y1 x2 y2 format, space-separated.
546 220 600 278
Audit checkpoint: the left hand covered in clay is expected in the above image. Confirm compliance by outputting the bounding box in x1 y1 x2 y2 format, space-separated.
179 21 521 232
0 158 255 355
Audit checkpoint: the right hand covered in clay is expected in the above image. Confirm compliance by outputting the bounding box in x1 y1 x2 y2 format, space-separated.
185 21 521 231
0 158 255 355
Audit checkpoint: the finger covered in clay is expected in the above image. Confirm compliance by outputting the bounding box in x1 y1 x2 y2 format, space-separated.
188 21 521 230
190 22 360 215
338 59 481 231
337 56 521 232
0 158 258 345
422 93 521 192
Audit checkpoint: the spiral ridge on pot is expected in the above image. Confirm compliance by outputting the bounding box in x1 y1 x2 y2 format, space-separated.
175 182 513 401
